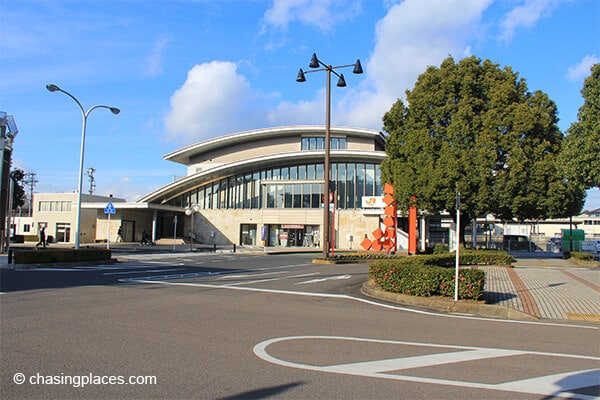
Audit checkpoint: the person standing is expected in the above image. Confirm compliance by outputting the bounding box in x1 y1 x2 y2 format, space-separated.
116 226 123 242
36 226 46 249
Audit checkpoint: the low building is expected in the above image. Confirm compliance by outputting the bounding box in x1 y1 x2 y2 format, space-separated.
31 192 180 245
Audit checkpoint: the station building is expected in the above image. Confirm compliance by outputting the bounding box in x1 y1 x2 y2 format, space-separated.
139 125 389 249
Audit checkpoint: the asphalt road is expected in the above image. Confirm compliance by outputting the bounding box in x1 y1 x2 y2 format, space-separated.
1 253 598 399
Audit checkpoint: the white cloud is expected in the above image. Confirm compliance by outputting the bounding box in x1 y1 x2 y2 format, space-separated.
165 0 494 142
268 0 493 130
164 61 264 144
566 54 600 82
498 0 561 43
144 34 172 78
262 0 361 32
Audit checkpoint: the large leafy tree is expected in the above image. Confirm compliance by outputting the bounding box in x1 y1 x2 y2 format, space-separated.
560 63 600 191
381 56 584 243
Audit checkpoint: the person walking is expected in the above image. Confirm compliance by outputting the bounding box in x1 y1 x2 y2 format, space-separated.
116 226 123 242
140 230 154 246
36 226 46 249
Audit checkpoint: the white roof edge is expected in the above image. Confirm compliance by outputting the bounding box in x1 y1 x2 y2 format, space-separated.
163 125 383 163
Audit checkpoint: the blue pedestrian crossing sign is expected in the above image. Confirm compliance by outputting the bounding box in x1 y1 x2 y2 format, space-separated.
104 201 116 215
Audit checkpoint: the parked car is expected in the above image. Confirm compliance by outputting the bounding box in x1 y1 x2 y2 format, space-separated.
503 235 537 251
546 237 562 253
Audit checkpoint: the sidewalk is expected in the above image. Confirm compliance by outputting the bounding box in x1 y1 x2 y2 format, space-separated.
481 256 600 322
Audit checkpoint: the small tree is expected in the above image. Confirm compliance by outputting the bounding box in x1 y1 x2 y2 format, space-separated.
10 169 26 211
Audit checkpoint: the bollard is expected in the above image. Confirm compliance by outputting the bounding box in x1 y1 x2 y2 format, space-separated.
7 248 13 264
213 243 216 252
233 244 236 252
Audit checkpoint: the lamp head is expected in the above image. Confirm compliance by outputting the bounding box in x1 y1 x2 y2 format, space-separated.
353 59 363 74
296 68 306 83
309 53 320 69
336 74 347 88
109 107 121 115
46 83 60 92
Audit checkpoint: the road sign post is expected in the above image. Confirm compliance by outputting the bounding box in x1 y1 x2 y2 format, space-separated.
104 200 116 249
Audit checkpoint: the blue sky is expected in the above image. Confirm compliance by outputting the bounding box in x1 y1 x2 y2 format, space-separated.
1 0 599 210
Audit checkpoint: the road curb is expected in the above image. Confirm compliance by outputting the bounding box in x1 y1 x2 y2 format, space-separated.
361 280 538 321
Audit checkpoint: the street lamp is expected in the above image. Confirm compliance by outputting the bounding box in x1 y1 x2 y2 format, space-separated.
184 203 200 251
0 112 18 253
46 84 120 249
296 53 363 259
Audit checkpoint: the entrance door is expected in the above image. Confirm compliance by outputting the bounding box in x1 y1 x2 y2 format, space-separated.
55 223 71 243
240 224 257 245
121 220 135 242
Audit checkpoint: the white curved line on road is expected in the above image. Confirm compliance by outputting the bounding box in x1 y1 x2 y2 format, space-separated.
253 335 600 399
124 278 598 329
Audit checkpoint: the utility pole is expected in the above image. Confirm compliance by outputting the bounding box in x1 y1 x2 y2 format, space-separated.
23 172 38 217
86 167 96 195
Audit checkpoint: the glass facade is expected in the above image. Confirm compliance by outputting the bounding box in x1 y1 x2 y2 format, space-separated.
169 162 382 210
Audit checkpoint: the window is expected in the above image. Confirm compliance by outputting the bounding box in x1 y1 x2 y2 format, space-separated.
301 136 347 150
172 162 380 211
38 201 71 212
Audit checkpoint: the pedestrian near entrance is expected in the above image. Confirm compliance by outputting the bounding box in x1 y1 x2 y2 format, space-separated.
116 226 123 242
140 230 154 246
36 226 46 249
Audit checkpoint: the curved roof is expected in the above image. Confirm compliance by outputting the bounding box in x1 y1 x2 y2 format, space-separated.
164 125 384 165
140 125 386 204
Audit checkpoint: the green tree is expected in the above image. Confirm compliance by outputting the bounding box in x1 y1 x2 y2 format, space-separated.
560 63 600 190
381 56 584 244
10 169 26 210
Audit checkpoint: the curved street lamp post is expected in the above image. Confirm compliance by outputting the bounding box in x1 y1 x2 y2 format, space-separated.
46 84 120 249
296 53 363 259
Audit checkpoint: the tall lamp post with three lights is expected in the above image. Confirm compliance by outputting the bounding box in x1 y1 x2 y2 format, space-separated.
296 53 363 259
46 84 120 249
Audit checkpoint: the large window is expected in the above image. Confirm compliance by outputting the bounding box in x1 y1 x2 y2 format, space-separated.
170 162 381 211
301 136 347 150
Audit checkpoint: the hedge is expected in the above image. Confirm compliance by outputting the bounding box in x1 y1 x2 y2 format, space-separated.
13 248 112 264
327 249 513 266
369 257 486 300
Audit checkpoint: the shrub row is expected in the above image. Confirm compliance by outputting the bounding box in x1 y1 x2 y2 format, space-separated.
369 258 486 300
566 251 597 261
327 249 513 266
13 248 112 264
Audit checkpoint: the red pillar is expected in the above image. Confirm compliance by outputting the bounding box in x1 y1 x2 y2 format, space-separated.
408 196 417 254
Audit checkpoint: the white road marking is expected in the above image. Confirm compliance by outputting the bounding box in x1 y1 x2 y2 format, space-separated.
103 268 183 275
221 272 320 287
296 274 351 285
123 278 598 329
118 269 245 282
219 271 289 279
254 336 600 399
